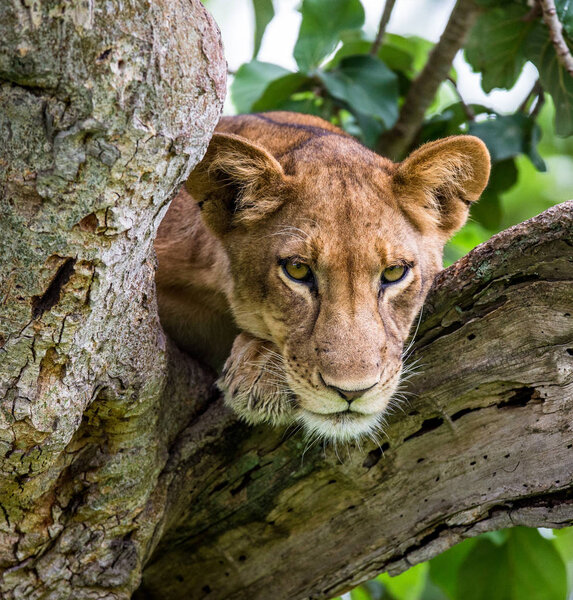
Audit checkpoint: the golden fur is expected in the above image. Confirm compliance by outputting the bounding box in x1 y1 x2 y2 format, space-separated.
155 112 490 441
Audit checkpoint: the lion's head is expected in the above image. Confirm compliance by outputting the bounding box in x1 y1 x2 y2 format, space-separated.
187 113 490 441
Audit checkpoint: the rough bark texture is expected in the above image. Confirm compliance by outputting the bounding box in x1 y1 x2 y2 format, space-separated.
0 1 225 598
1 2 573 600
136 201 573 600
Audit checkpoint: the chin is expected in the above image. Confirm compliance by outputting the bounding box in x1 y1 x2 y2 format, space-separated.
296 408 383 443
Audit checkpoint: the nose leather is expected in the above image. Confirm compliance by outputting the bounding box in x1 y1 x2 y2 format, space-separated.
320 374 378 402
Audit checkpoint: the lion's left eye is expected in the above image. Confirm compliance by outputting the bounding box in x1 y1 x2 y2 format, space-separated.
282 259 313 283
381 265 408 284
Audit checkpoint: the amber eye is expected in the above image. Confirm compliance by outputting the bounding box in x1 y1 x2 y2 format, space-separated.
382 265 407 284
282 259 313 283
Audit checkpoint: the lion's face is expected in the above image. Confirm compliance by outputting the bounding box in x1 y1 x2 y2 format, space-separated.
188 116 490 441
224 165 442 441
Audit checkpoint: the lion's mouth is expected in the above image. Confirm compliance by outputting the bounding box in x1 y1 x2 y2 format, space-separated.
296 407 382 442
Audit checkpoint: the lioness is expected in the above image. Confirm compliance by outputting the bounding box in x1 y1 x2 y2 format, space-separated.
155 112 490 442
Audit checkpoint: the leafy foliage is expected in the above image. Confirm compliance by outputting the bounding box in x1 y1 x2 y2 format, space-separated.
525 22 573 136
293 0 365 72
252 0 274 58
231 61 290 113
465 4 534 93
318 55 399 128
333 528 570 600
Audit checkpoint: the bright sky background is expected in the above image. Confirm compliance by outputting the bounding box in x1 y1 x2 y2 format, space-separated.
205 0 538 115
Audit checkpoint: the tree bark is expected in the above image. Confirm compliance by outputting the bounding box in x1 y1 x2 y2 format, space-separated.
136 201 573 600
1 2 573 600
0 0 225 598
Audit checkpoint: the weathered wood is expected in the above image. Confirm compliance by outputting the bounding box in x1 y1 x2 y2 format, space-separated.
0 1 225 597
137 201 573 600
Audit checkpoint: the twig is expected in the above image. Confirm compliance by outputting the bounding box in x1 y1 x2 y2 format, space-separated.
518 79 543 113
446 75 475 121
522 0 542 22
376 0 480 160
530 87 546 119
540 0 573 77
370 0 397 55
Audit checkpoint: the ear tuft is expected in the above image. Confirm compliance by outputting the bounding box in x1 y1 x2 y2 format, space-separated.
186 132 286 235
394 136 491 237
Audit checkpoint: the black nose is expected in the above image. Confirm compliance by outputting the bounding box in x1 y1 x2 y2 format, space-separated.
321 378 378 403
332 387 371 403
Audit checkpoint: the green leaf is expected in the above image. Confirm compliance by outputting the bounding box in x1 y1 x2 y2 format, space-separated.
525 22 573 136
556 0 573 38
381 34 434 76
465 5 533 93
231 61 290 113
353 111 384 148
251 72 311 112
506 528 567 600
419 103 492 142
328 32 430 80
472 159 518 231
252 0 274 58
277 91 324 117
377 44 415 77
457 539 512 600
468 113 546 171
429 537 477 599
457 528 567 600
294 0 365 72
350 586 374 600
445 221 492 266
318 55 399 128
377 562 429 600
327 30 372 68
552 527 573 593
481 529 509 546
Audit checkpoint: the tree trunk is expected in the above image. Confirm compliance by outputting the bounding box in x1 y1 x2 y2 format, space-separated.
0 0 225 598
1 3 572 600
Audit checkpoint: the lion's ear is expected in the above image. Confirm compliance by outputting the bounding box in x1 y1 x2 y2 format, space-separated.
393 136 490 238
186 132 286 235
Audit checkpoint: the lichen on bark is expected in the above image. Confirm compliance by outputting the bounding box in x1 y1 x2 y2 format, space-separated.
0 0 225 597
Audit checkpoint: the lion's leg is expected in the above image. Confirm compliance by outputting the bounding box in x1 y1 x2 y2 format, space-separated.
218 333 296 426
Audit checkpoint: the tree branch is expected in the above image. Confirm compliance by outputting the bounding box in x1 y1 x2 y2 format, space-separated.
531 87 546 119
518 80 546 119
540 0 573 76
447 75 475 120
518 79 543 113
370 0 396 55
376 0 480 159
137 201 573 600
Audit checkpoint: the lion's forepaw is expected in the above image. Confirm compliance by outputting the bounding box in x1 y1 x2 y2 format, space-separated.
218 333 296 427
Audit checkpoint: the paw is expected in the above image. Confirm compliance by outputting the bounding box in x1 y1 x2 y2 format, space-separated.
218 333 296 427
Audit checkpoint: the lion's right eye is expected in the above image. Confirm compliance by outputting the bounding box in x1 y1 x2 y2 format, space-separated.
381 264 408 284
282 259 314 283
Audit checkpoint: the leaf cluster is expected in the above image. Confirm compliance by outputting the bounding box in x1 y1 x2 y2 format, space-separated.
335 527 573 600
